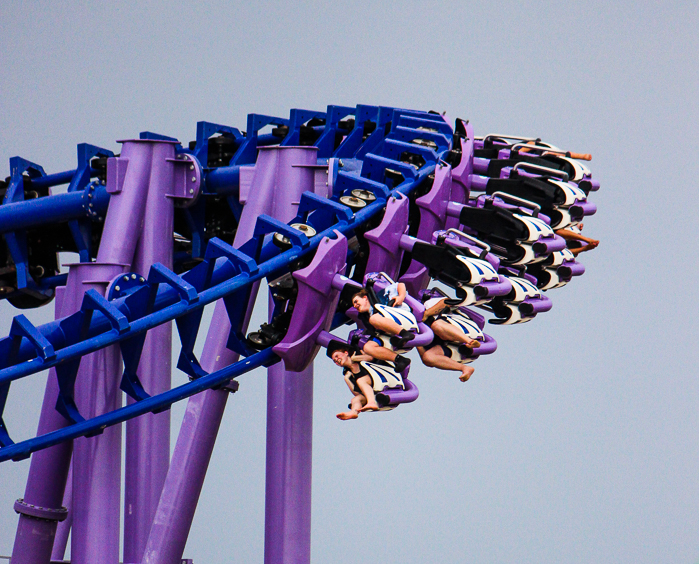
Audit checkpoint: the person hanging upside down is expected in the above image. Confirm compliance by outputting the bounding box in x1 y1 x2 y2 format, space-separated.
351 289 412 373
327 340 380 420
554 222 599 256
417 294 481 382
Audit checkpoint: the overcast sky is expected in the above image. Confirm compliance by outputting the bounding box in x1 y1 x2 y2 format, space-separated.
1 1 698 563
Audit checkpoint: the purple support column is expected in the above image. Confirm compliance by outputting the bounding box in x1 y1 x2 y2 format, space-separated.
141 146 317 564
10 139 181 564
140 301 240 564
123 140 179 564
264 362 314 564
69 263 127 564
11 290 71 564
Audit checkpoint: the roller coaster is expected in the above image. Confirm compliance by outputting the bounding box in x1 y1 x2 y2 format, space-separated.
0 105 598 564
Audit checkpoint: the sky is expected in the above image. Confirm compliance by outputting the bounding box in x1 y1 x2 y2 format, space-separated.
1 1 698 563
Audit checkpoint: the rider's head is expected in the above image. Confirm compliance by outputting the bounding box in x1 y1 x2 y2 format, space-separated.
326 340 355 367
330 349 351 367
351 289 371 313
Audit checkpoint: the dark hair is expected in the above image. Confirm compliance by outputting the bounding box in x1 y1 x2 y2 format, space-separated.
352 289 368 301
326 339 356 358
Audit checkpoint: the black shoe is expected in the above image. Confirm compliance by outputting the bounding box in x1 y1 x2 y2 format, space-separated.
390 330 415 349
399 329 415 342
390 334 405 348
394 355 411 373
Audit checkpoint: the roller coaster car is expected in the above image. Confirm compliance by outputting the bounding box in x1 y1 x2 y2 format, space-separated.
480 151 592 185
362 303 420 354
483 177 588 229
419 287 497 361
410 240 499 287
333 341 416 410
349 276 421 353
437 312 487 364
474 139 593 185
486 270 550 325
526 248 581 290
355 360 407 409
413 233 511 306
458 198 561 266
513 141 592 183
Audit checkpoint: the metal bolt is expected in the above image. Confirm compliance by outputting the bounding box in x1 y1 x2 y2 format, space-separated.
101 180 106 185
189 188 194 194
131 274 137 279
191 177 196 182
115 286 120 291
189 165 194 170
88 193 93 198
123 276 129 281
140 277 145 282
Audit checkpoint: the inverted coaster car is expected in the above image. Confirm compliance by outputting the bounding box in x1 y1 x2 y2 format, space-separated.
526 247 585 290
419 287 498 361
457 193 565 266
484 267 552 325
473 135 597 188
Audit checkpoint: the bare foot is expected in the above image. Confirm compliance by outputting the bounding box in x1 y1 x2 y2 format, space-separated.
337 410 359 420
467 338 480 348
359 403 379 412
459 366 475 382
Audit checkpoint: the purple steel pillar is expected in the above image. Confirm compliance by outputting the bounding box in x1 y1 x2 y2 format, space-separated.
69 263 127 564
141 146 317 564
123 140 181 564
260 147 317 564
11 290 71 564
140 303 241 564
10 138 158 564
264 361 314 564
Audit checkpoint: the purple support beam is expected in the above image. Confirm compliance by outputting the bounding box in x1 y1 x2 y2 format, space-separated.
11 291 71 564
70 263 126 564
142 146 317 564
11 138 162 564
123 140 181 564
139 312 236 564
264 362 314 564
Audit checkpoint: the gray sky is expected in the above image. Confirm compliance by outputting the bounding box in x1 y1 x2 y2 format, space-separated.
1 1 698 563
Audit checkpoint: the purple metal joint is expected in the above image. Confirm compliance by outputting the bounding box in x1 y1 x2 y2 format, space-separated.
14 498 69 522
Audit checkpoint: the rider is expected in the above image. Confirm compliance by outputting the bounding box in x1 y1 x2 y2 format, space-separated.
351 289 412 373
418 293 481 382
327 340 380 420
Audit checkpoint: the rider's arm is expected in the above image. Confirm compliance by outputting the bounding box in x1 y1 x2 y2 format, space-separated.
351 353 374 363
344 373 361 396
393 282 407 307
